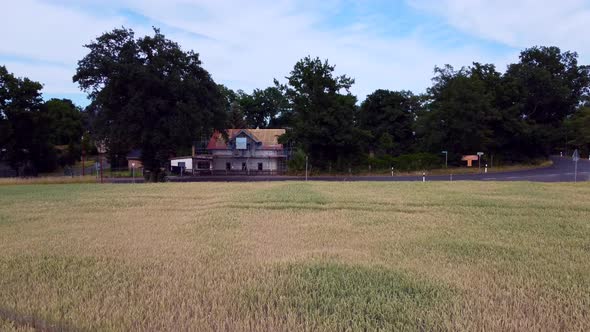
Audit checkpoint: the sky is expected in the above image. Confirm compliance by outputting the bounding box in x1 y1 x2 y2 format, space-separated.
2 0 590 107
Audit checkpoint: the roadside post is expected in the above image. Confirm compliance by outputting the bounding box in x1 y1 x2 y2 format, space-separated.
477 152 484 173
81 137 85 176
573 149 580 183
441 150 448 168
100 155 103 183
96 142 106 184
132 162 136 183
485 164 488 174
422 172 426 182
391 166 394 177
305 155 308 182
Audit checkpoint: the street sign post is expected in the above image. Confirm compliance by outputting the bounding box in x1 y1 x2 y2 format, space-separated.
441 151 448 168
573 149 580 183
477 152 484 172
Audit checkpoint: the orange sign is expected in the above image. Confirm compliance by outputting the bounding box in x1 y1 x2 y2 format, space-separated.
461 155 479 167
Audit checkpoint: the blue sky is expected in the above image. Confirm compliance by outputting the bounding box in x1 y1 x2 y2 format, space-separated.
2 0 590 107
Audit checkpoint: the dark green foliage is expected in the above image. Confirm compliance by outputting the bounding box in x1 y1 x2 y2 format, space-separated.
42 99 84 166
286 148 307 172
566 106 590 155
0 66 58 175
6 39 588 175
43 99 83 147
392 153 442 171
500 47 590 157
241 87 289 128
417 64 501 157
279 56 369 170
228 101 247 128
74 28 226 181
359 89 420 156
416 49 590 162
368 152 442 172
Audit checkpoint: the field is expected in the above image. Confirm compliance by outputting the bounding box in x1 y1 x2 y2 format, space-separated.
1 182 589 331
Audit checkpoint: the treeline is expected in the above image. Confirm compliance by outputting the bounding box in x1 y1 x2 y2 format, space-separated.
1 27 590 180
224 50 590 171
0 66 93 175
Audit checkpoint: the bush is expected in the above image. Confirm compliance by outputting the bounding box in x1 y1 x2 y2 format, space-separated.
288 149 307 172
367 155 395 170
366 153 441 172
392 153 441 171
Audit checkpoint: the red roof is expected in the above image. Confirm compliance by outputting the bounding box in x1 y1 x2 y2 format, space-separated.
207 129 286 150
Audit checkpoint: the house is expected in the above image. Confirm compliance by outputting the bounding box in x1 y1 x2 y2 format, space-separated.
126 149 143 169
192 129 287 174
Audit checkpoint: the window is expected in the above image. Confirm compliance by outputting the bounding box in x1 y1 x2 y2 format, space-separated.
242 162 247 170
226 162 231 171
258 163 263 171
236 137 247 150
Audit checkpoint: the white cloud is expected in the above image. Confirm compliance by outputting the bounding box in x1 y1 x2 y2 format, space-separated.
0 0 125 64
0 0 530 105
1 61 79 94
409 0 590 57
108 0 511 100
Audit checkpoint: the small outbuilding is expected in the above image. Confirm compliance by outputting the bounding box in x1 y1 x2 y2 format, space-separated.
170 156 193 173
126 149 143 169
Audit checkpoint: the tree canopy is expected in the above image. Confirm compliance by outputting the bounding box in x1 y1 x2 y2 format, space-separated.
0 66 57 175
359 90 419 156
5 29 590 178
73 27 227 181
278 56 367 169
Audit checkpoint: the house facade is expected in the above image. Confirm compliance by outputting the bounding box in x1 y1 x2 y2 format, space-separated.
192 129 287 175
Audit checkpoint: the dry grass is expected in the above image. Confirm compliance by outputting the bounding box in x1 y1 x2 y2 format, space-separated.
1 181 589 331
0 176 97 186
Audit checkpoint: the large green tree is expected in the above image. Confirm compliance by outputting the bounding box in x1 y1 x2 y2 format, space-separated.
241 87 288 128
502 46 590 156
566 106 590 155
0 65 57 175
416 64 502 162
359 90 420 156
228 101 247 128
279 56 367 169
73 28 226 181
43 98 84 166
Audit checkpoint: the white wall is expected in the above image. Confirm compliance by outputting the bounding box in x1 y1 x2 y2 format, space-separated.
170 158 193 170
212 158 280 171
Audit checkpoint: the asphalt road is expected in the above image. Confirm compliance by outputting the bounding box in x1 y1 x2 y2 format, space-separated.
152 156 589 183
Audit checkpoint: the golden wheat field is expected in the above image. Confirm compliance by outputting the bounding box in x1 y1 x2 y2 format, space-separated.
0 181 589 331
